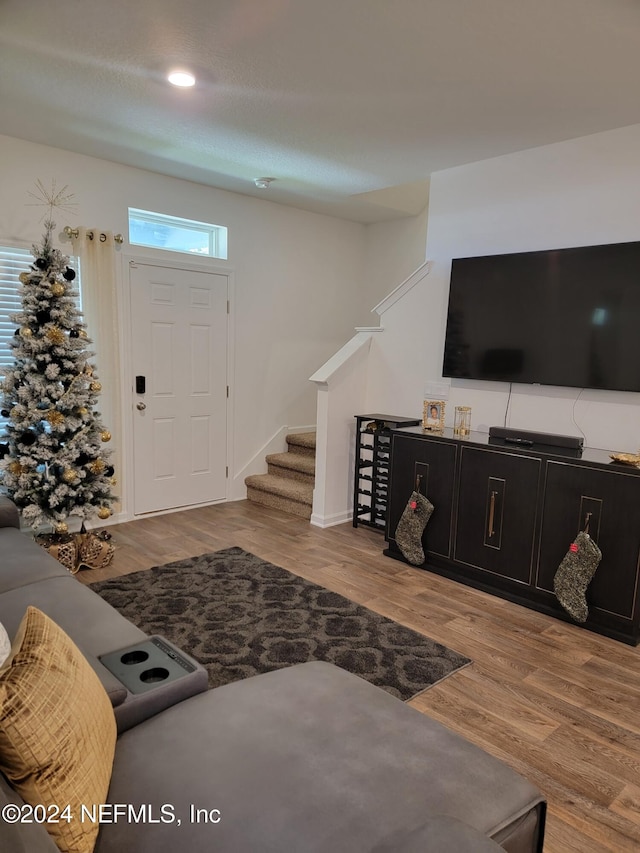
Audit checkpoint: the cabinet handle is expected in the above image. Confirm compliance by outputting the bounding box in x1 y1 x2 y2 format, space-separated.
488 490 497 539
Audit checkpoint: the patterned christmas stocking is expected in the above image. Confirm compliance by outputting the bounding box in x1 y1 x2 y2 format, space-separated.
395 491 434 566
553 531 602 623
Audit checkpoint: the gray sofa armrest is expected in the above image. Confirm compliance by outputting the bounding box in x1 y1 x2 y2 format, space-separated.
0 496 20 530
85 655 128 708
104 636 209 733
113 664 209 733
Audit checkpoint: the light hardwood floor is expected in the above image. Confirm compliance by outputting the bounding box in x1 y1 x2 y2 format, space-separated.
78 500 640 852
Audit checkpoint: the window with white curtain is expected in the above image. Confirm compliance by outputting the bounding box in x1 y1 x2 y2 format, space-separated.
0 245 80 431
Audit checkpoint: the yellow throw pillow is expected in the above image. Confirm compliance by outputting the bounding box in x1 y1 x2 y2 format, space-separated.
0 606 116 853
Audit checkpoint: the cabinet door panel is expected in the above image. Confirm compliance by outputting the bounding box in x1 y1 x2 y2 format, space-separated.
538 462 640 620
387 435 457 559
455 447 540 583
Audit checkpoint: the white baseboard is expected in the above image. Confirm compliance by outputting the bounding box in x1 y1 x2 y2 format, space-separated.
310 509 352 528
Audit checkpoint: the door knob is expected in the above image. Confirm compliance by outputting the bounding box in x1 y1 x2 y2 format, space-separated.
136 402 146 411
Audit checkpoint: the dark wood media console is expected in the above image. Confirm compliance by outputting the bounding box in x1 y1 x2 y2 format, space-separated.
384 426 640 645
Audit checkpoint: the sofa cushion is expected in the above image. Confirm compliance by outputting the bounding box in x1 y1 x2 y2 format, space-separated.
0 495 20 529
0 597 127 709
0 575 147 654
0 528 69 595
0 607 117 853
96 662 544 853
0 772 58 852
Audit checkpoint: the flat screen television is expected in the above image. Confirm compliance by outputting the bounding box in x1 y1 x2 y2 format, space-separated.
442 240 640 393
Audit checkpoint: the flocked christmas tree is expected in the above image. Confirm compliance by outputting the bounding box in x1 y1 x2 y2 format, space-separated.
0 185 116 534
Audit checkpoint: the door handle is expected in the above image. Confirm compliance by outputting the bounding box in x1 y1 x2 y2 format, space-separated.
136 402 146 411
488 490 497 538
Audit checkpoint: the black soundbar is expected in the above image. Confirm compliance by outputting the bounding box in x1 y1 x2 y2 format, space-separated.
488 426 584 451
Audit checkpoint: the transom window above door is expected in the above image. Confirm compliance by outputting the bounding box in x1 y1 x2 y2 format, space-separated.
128 208 228 259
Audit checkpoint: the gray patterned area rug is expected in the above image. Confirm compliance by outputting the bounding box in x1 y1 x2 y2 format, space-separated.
91 547 471 700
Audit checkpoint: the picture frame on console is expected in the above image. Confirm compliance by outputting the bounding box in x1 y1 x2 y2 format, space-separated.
423 400 445 432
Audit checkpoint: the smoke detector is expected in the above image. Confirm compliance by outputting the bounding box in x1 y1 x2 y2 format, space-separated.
254 177 275 189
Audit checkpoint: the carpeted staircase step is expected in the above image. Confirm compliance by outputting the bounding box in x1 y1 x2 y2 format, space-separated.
245 473 313 520
286 432 316 458
266 451 315 484
245 431 316 520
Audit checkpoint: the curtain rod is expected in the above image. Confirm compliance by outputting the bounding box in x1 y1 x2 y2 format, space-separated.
63 226 123 244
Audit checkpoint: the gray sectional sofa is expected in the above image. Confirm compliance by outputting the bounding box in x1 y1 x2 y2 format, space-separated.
0 495 546 852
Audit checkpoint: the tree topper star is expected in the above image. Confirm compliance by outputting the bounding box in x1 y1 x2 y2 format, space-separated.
26 179 77 222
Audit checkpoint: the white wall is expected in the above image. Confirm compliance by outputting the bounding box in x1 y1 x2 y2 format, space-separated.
0 134 367 512
362 205 429 316
366 124 640 453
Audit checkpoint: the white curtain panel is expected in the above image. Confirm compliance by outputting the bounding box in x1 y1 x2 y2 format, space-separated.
71 228 122 517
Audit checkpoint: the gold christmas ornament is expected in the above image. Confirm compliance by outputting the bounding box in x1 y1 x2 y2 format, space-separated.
79 329 88 339
19 272 30 284
109 477 117 486
77 406 88 416
84 364 93 376
97 506 111 520
55 521 69 534
45 410 65 427
8 461 23 476
20 327 32 338
101 430 111 442
45 326 65 345
62 468 77 483
89 459 105 474
90 381 102 393
50 282 65 297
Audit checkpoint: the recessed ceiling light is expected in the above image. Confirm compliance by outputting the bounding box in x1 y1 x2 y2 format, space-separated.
168 70 196 88
254 177 275 189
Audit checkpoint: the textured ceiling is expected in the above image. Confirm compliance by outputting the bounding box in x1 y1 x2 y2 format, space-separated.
2 0 640 223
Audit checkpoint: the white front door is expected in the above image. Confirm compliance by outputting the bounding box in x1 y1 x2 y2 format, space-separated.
129 261 228 515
